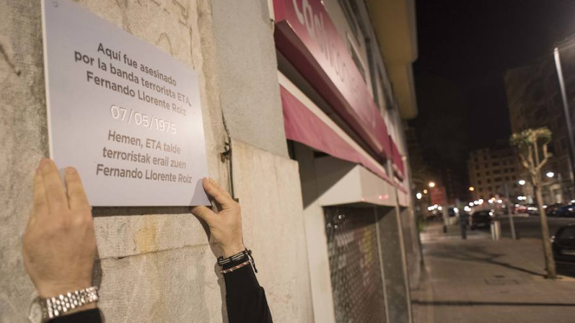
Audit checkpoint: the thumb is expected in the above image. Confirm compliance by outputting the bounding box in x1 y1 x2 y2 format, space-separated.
191 206 215 224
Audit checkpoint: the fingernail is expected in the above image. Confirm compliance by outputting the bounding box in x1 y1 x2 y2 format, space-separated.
206 177 212 184
65 167 76 175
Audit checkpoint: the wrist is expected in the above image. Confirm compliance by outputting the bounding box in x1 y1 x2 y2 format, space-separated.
222 243 244 258
37 282 93 299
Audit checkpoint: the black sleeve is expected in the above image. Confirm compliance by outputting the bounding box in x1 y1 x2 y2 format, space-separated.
224 264 273 323
49 308 102 323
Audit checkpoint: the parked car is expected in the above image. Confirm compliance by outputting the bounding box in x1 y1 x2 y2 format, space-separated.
555 204 575 217
469 210 494 230
515 204 529 214
546 203 565 216
552 224 575 274
527 204 539 215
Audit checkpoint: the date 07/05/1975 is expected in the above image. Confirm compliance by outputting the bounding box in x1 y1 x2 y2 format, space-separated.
110 104 177 135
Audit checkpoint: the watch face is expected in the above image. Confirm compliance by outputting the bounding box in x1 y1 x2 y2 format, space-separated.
28 299 43 323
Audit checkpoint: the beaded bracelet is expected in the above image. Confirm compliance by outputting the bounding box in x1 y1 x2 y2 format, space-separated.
220 260 251 274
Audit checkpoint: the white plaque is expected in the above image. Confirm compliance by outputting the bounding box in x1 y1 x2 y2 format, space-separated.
41 0 210 206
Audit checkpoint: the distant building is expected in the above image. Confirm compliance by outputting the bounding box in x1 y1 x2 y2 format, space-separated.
504 48 575 204
467 147 522 201
442 167 467 204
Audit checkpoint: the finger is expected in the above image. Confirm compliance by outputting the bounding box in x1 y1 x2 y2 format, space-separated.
203 178 235 209
39 159 69 213
33 167 49 218
191 205 216 224
64 167 91 212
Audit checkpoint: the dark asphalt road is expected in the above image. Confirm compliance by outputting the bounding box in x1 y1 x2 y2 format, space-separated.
493 215 575 239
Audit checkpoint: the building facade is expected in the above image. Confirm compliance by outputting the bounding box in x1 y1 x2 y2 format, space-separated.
504 47 575 204
0 1 420 322
468 147 522 201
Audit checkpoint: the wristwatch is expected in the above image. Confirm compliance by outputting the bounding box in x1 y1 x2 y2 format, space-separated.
28 287 99 323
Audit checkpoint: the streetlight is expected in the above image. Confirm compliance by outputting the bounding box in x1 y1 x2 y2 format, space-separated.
554 47 575 199
518 180 526 186
428 181 436 188
546 171 555 178
469 186 475 192
416 192 423 200
423 189 428 194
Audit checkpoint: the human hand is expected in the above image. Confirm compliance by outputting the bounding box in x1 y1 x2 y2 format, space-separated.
191 178 244 258
22 159 97 302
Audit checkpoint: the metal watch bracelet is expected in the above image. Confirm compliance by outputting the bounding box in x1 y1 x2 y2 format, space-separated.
43 286 99 319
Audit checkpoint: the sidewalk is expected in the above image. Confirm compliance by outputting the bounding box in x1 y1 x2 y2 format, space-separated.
412 223 575 323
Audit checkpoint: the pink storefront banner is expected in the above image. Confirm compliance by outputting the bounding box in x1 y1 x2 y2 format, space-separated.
281 86 391 183
274 0 391 160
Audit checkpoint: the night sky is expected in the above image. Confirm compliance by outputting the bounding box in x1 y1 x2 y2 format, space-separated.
411 0 575 183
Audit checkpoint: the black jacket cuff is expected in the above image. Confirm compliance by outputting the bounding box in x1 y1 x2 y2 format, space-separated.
49 308 102 323
224 264 260 297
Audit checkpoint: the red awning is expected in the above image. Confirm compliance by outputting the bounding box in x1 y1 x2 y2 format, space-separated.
281 86 391 183
273 0 392 160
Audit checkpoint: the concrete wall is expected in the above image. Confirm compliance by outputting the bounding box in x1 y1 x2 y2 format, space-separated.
295 143 337 323
0 0 312 322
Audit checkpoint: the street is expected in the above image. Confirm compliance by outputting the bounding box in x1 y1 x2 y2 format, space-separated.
498 215 575 239
413 218 575 323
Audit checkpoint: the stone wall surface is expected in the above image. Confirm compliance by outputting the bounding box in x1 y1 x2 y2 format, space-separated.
210 0 288 158
231 140 314 323
0 0 309 322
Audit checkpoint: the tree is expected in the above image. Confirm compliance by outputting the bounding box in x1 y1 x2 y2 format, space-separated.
510 127 556 279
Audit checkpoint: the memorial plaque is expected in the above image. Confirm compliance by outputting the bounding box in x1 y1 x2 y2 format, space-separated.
41 0 210 206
